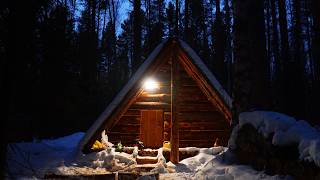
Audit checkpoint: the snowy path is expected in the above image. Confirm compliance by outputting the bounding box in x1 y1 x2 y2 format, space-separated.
6 132 291 179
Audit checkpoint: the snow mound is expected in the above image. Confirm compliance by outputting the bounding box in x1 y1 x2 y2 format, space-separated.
6 132 85 178
163 147 290 180
195 161 289 180
229 111 320 166
7 131 293 179
76 149 135 169
42 132 85 150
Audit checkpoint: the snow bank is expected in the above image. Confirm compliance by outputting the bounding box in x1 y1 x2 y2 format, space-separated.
42 132 85 150
195 160 289 180
6 131 135 178
75 148 135 172
162 147 290 180
6 132 85 178
7 131 293 179
229 111 320 166
177 147 225 172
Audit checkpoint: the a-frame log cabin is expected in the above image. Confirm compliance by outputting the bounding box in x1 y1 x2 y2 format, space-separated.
79 38 232 163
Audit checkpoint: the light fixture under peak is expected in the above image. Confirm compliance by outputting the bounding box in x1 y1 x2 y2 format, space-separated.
143 78 160 91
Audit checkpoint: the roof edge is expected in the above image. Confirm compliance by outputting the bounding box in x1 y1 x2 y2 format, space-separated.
78 38 170 151
178 39 233 109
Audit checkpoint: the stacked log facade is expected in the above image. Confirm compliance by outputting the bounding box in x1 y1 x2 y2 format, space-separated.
108 50 230 148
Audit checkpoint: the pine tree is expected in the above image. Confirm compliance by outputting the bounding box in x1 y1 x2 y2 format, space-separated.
175 0 179 36
166 2 175 37
310 0 320 121
270 0 281 110
132 0 142 72
232 0 270 123
288 0 306 119
212 0 227 88
224 0 233 93
117 20 131 83
183 0 190 42
78 0 99 86
144 0 165 55
311 0 320 83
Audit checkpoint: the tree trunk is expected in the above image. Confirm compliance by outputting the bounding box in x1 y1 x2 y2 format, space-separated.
311 0 320 83
133 0 142 72
213 0 227 88
170 42 180 164
270 0 281 109
224 0 232 93
232 0 270 124
265 0 271 65
310 0 320 122
184 0 189 41
277 0 290 112
289 0 306 119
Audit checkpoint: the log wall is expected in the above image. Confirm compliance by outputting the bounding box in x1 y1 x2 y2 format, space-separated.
108 58 230 147
178 68 230 147
108 61 172 146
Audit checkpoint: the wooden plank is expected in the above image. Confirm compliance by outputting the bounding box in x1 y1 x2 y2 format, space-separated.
140 93 171 98
136 95 171 103
179 122 229 129
170 41 180 164
177 94 208 101
117 116 140 124
123 109 141 116
178 104 218 112
110 124 140 133
178 111 226 121
177 50 232 121
108 132 140 136
157 73 171 81
131 102 170 110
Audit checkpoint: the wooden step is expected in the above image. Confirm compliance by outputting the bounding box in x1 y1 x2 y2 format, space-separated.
136 156 158 164
134 164 159 171
138 149 158 157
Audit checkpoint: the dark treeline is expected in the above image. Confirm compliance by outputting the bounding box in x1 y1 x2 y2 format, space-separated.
1 0 319 143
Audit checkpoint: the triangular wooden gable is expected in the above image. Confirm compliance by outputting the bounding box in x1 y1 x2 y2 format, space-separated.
79 39 232 153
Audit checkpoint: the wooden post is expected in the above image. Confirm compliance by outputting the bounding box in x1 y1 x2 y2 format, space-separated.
170 41 179 163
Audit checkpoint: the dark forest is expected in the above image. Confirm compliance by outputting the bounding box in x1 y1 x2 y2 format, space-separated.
1 0 320 177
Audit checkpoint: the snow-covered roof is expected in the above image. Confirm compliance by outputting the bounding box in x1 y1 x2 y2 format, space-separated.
79 38 232 152
78 39 169 152
179 40 232 108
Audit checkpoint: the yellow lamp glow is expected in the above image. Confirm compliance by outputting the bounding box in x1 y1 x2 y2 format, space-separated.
143 78 159 91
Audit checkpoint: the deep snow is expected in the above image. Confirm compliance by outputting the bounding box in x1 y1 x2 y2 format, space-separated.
8 111 318 179
229 111 320 167
6 131 291 179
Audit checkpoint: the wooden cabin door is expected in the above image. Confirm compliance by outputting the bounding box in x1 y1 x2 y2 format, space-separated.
140 110 163 148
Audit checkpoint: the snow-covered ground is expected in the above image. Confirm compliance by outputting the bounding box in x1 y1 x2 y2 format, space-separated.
229 111 320 167
161 148 291 180
6 132 84 178
8 111 319 179
6 132 291 179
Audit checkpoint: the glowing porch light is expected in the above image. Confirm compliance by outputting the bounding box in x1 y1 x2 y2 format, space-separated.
143 78 160 91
